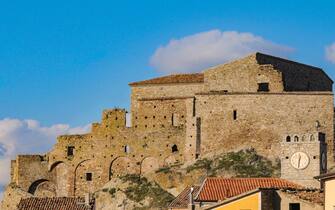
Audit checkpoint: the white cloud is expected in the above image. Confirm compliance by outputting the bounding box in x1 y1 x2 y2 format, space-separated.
326 43 335 64
0 118 90 199
150 30 294 73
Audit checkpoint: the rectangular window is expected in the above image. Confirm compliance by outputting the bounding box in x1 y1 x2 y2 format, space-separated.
67 146 75 156
196 117 201 157
233 110 237 120
257 83 269 92
86 173 92 181
193 97 196 117
289 203 300 210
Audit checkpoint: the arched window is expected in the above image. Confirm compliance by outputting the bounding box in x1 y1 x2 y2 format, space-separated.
294 136 299 142
310 135 315 141
286 136 291 142
301 135 305 142
172 144 178 153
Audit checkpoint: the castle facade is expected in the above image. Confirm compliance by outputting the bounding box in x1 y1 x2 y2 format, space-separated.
9 53 334 198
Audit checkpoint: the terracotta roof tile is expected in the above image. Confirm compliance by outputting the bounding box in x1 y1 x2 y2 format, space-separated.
168 186 200 209
17 197 94 210
196 177 303 202
129 73 204 86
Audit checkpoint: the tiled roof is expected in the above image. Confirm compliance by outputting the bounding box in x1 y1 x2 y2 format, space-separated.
196 177 302 201
168 186 200 209
129 73 204 86
17 197 93 210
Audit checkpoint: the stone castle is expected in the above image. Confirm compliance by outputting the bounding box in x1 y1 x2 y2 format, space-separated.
7 53 335 200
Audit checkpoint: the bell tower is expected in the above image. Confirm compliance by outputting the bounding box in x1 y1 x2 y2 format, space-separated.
281 132 327 188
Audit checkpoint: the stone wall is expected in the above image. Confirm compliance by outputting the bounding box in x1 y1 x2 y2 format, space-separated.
196 92 334 163
6 53 334 199
274 190 323 210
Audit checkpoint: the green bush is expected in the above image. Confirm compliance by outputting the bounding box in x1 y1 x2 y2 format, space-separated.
120 174 175 208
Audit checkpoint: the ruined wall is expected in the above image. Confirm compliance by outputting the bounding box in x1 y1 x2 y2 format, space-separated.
44 108 187 197
6 53 334 200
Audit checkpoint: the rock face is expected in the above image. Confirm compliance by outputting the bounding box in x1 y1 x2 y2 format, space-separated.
3 53 334 206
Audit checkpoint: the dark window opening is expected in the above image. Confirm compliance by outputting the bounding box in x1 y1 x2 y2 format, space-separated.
172 144 178 153
319 132 326 142
233 110 237 120
193 97 196 117
286 136 291 142
257 83 269 92
124 145 130 153
196 117 201 157
294 136 299 142
86 173 92 181
67 146 75 156
289 203 300 210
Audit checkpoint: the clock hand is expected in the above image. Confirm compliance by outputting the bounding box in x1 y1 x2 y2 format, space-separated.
298 154 301 168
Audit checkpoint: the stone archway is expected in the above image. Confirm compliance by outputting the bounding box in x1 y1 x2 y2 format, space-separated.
49 161 69 197
164 155 178 166
28 179 56 197
109 157 138 178
140 157 160 175
73 159 103 197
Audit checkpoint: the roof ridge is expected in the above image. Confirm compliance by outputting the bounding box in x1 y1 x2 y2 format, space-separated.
129 72 204 86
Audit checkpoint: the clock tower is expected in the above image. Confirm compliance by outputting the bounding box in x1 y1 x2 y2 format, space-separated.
281 132 327 188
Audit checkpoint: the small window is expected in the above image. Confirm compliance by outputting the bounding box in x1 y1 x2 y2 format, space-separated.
67 146 75 156
286 136 291 142
257 83 269 92
294 136 299 142
124 145 130 153
233 110 237 120
172 144 178 153
310 134 315 141
289 203 300 210
86 173 92 181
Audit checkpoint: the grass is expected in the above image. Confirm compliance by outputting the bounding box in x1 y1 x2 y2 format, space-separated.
186 148 280 177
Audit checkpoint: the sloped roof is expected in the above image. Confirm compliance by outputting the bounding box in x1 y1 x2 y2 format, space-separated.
17 197 93 210
255 52 333 91
129 73 204 86
196 177 302 202
168 186 200 209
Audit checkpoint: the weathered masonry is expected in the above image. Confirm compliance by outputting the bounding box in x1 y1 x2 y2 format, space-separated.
9 53 334 197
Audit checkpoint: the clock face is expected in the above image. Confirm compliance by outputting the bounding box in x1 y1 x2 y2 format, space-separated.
290 152 309 170
321 152 327 171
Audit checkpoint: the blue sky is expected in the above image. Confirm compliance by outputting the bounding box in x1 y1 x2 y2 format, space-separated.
0 0 335 197
0 0 334 126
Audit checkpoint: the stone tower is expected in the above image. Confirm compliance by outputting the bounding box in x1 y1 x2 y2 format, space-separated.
281 132 327 188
